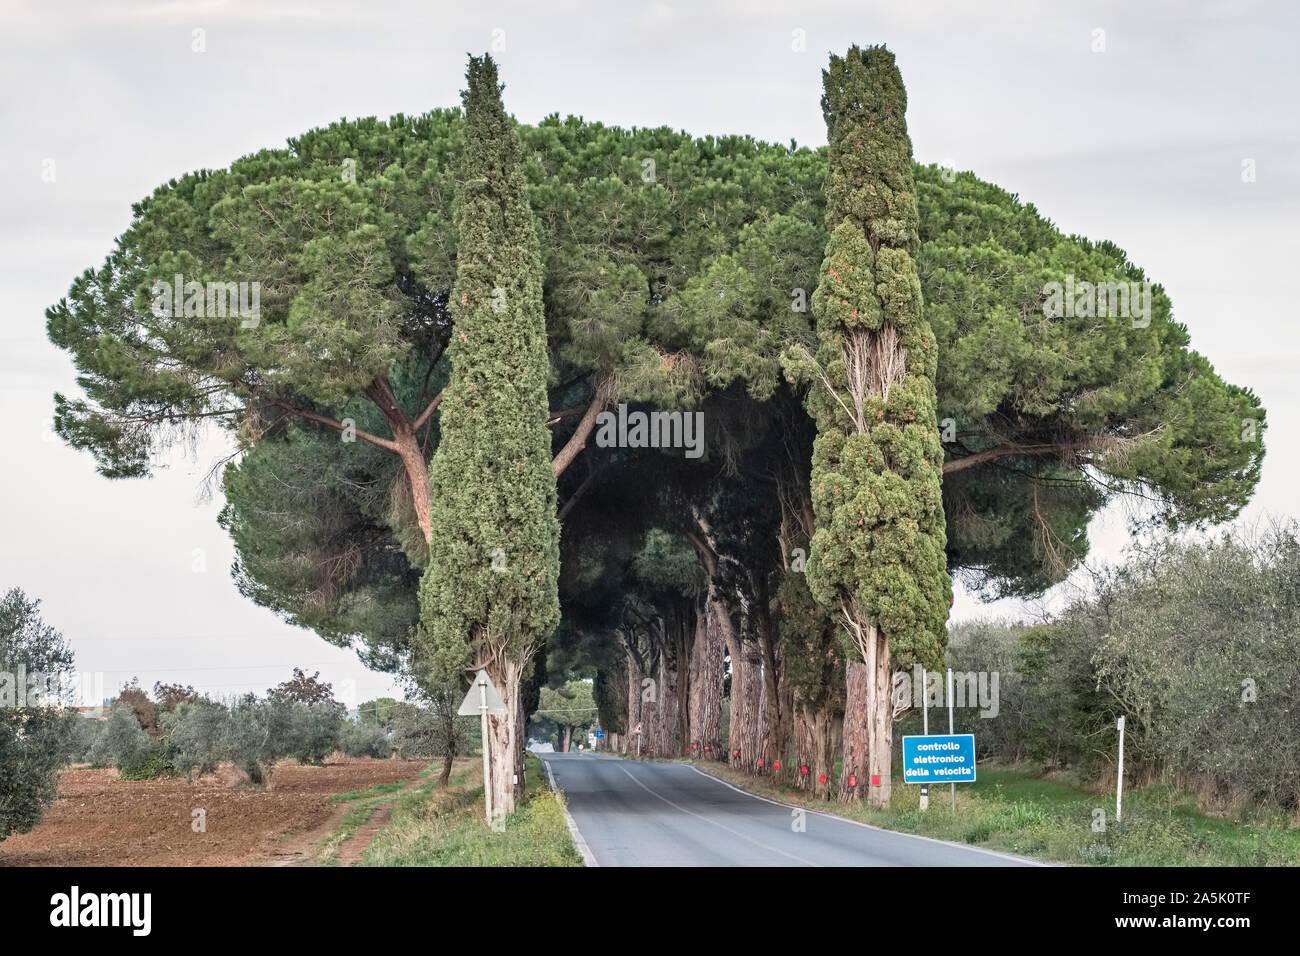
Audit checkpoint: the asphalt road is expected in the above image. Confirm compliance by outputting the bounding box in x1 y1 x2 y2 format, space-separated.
538 752 1043 867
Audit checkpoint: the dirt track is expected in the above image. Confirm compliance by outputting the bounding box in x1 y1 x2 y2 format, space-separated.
0 757 429 867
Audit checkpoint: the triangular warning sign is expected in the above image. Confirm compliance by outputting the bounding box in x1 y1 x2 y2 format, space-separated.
457 669 508 716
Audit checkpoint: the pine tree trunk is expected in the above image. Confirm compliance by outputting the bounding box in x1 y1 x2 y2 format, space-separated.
839 660 870 802
670 604 692 756
562 724 572 753
797 704 838 799
654 643 677 756
748 639 764 775
627 646 644 756
794 706 810 790
754 594 791 774
691 595 724 758
368 380 433 545
812 706 838 800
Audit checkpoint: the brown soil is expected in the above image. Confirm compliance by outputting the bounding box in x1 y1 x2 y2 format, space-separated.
334 801 397 866
0 756 429 867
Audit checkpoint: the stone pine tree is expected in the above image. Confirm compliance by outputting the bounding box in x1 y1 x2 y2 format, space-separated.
785 46 952 805
417 55 561 818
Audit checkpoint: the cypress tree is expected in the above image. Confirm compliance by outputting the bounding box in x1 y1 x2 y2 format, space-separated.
786 46 952 805
418 54 560 816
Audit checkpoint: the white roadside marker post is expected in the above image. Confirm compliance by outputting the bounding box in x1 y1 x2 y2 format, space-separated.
457 669 508 826
479 677 492 824
1116 715 1126 824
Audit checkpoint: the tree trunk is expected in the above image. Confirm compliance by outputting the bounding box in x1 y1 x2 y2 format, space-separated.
391 426 433 544
838 628 892 806
366 378 433 544
674 603 692 755
654 640 678 757
691 595 724 758
805 706 838 799
730 641 764 772
839 660 869 802
439 749 454 787
483 655 526 819
552 369 617 478
753 588 790 774
627 643 647 757
562 724 572 753
868 627 892 808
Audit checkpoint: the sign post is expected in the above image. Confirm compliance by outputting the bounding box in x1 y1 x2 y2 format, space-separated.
902 734 976 791
1116 715 1126 823
920 667 929 812
457 669 508 825
947 668 956 811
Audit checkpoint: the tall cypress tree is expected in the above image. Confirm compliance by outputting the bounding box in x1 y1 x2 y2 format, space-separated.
418 55 560 816
785 45 952 805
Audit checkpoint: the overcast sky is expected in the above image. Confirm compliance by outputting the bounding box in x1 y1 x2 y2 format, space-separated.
1 0 1296 705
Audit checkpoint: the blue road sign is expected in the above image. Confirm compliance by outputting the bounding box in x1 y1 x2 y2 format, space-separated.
902 734 976 784
594 729 605 738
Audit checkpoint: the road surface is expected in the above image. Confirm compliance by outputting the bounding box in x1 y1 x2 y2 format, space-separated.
538 752 1043 867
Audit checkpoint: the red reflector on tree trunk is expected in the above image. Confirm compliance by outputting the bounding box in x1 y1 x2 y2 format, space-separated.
801 766 808 775
758 759 764 768
773 762 780 770
872 774 881 786
819 774 826 783
849 775 856 787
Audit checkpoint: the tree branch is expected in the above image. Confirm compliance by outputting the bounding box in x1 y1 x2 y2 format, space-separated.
264 398 399 452
411 388 445 431
557 462 603 523
552 368 617 478
942 439 1094 474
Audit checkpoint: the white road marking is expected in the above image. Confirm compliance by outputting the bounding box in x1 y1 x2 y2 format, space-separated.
617 766 822 867
540 755 599 867
684 765 1052 866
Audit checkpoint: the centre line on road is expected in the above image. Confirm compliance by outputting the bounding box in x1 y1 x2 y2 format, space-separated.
618 766 821 867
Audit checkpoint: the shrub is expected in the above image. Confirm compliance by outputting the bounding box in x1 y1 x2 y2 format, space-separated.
0 586 78 842
119 751 175 780
0 707 76 839
340 721 392 758
228 695 276 785
159 699 231 780
89 700 163 773
73 714 105 763
281 701 345 764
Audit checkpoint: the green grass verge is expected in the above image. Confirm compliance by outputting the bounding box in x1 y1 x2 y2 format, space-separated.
316 800 382 865
671 758 1300 866
358 754 582 867
328 781 406 803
